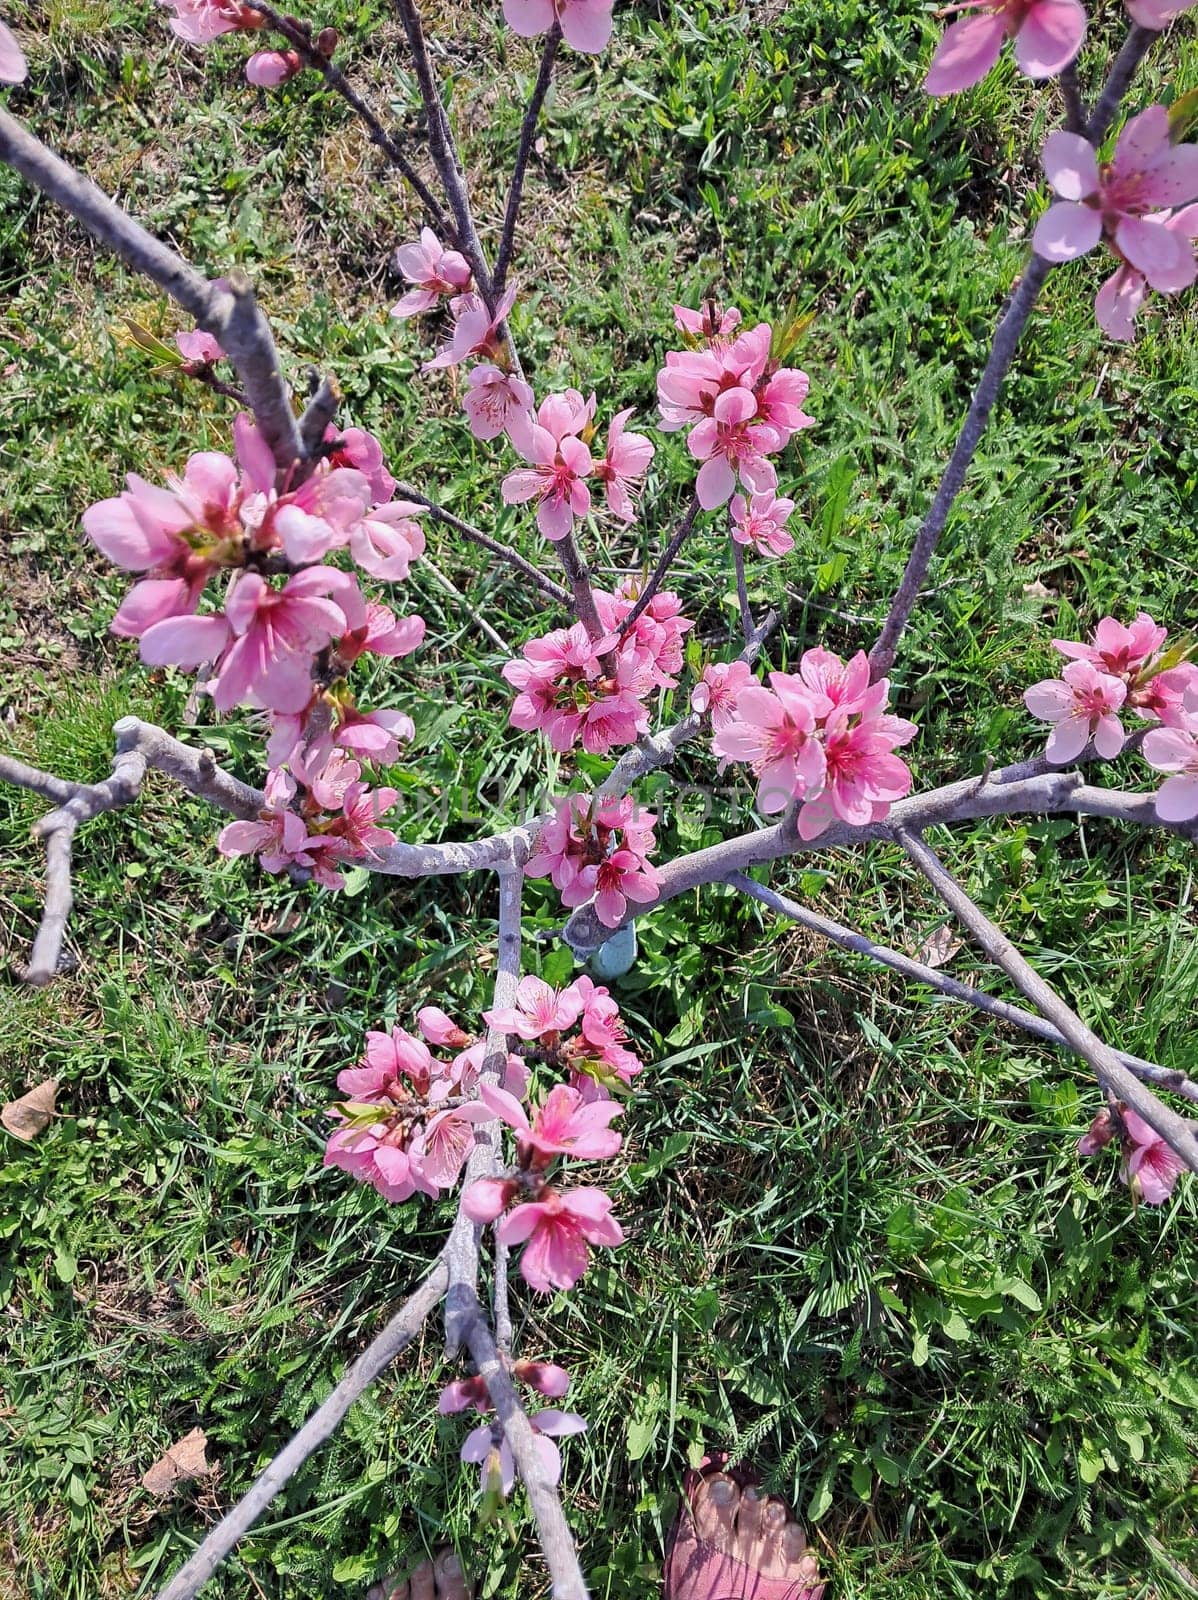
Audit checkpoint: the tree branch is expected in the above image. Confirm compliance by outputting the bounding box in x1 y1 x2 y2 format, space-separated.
616 494 702 642
0 109 305 472
493 22 561 301
244 0 454 238
727 872 1198 1104
896 828 1198 1173
1085 24 1157 143
153 1254 451 1600
392 481 570 606
732 538 755 644
459 1298 590 1600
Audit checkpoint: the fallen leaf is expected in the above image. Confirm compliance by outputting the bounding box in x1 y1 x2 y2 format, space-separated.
917 926 963 970
1022 580 1056 600
141 1428 211 1496
2 1078 58 1141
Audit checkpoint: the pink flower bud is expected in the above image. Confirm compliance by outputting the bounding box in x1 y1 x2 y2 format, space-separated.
514 1359 571 1398
245 48 302 86
462 1177 518 1224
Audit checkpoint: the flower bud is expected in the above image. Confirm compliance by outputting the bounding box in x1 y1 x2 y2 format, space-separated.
315 25 338 56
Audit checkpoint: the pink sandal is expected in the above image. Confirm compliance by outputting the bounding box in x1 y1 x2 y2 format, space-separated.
664 1455 826 1600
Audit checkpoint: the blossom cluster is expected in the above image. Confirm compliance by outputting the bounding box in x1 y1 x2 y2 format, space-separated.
441 1361 585 1502
502 583 693 755
526 792 660 927
156 0 319 87
712 646 918 837
923 0 1195 99
83 413 425 880
658 302 814 512
324 975 638 1293
1024 612 1198 821
1034 107 1198 341
1077 1103 1185 1206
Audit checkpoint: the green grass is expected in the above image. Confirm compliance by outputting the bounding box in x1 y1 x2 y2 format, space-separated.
2 1 1198 1597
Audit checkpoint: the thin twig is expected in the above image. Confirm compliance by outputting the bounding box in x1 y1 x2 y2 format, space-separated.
727 873 1198 1104
1060 59 1086 134
420 556 513 653
616 494 701 641
732 539 755 644
493 1240 514 1355
1086 24 1157 143
896 828 1198 1173
392 480 569 606
493 23 562 300
244 0 453 236
153 1256 451 1600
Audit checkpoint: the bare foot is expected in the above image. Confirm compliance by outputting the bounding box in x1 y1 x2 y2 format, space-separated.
367 1548 472 1600
669 1466 824 1598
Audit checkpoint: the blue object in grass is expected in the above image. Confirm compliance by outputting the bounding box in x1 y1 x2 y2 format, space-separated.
588 921 637 980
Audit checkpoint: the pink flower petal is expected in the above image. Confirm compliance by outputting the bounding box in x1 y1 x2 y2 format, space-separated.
923 12 1007 96
1033 200 1102 262
1041 130 1100 202
1013 0 1085 78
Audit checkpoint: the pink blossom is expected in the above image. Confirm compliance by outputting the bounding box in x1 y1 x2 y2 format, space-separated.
424 288 516 372
347 500 425 580
525 792 659 925
501 390 596 541
331 704 414 765
513 1360 571 1398
797 646 874 716
438 1376 490 1414
569 976 642 1095
1053 612 1167 677
690 659 753 731
390 228 472 318
1077 1108 1115 1156
796 692 918 839
674 302 742 344
594 408 655 522
1126 0 1198 26
687 386 781 510
186 567 348 713
567 849 660 927
1142 722 1198 822
323 1122 437 1203
352 1024 440 1098
1024 659 1128 763
320 779 400 863
1130 664 1198 726
1121 1108 1185 1205
924 0 1085 95
503 622 650 754
480 1081 623 1165
730 490 796 558
597 584 694 689
498 1186 624 1293
713 671 831 814
157 0 265 44
462 1177 521 1223
460 1409 587 1499
335 601 426 668
416 1101 492 1189
755 366 814 444
270 467 375 565
176 328 224 364
502 0 614 53
217 768 325 875
322 425 397 503
416 1006 473 1050
245 48 302 86
1094 203 1198 337
462 362 535 442
1034 110 1198 305
0 19 27 81
484 975 585 1041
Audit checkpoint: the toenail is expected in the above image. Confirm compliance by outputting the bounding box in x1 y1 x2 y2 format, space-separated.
708 1479 736 1505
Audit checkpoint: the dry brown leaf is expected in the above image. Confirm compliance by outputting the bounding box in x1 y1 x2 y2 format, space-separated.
1022 579 1056 600
1 1078 58 1141
141 1428 211 1496
917 926 963 971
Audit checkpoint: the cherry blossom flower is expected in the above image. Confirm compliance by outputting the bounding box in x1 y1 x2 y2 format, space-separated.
157 0 265 45
687 386 781 510
501 390 596 541
484 975 585 1041
416 1101 493 1189
346 500 425 581
463 363 535 442
417 1006 473 1050
1121 1108 1185 1205
674 301 742 344
596 584 694 689
525 793 659 925
322 425 397 503
217 768 325 875
0 18 27 81
1130 664 1198 726
1024 659 1128 763
593 408 655 522
323 1121 438 1203
569 976 642 1095
796 691 918 840
497 1186 624 1292
502 0 614 54
460 1410 587 1499
438 1376 490 1414
1125 0 1198 26
1142 721 1198 822
480 1082 623 1165
713 671 831 814
1034 110 1198 317
1054 612 1167 676
503 622 651 754
328 703 414 766
176 328 224 365
923 0 1085 96
390 228 472 318
424 288 516 371
335 601 426 669
245 48 302 85
567 848 660 927
513 1360 571 1398
730 490 796 558
690 660 753 731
